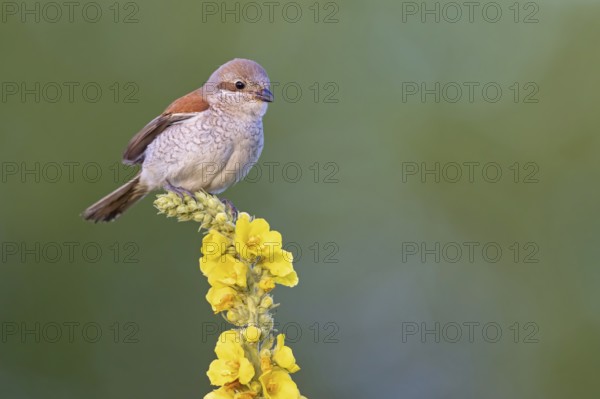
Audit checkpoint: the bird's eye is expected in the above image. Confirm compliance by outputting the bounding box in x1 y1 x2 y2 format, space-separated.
235 81 246 90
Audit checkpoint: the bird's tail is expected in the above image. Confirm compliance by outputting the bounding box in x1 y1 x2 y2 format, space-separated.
82 173 148 223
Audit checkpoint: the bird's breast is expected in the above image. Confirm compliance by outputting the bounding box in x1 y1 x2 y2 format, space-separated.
140 111 264 193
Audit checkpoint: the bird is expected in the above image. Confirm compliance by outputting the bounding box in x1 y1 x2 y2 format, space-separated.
82 58 273 223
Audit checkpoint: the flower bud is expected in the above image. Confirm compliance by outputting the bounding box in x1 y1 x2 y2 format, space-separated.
260 296 274 309
215 212 228 224
244 325 261 343
259 278 275 292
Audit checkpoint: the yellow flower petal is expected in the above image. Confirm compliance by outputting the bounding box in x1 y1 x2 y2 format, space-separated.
261 230 283 249
234 214 252 253
249 218 270 237
273 334 300 373
206 255 248 288
260 370 300 399
204 387 235 399
206 286 238 313
273 271 299 288
207 331 255 386
202 231 230 259
207 359 238 386
214 332 240 356
234 215 291 263
201 231 232 275
200 257 219 276
238 357 255 385
260 250 295 277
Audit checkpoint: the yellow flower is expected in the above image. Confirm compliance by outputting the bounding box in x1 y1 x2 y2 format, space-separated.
200 231 248 290
234 214 282 261
234 213 298 287
207 331 255 386
259 370 301 399
260 250 298 287
272 334 300 373
206 286 239 313
203 255 248 288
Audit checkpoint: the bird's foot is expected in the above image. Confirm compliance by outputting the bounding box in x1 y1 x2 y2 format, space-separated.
165 182 196 201
221 198 238 218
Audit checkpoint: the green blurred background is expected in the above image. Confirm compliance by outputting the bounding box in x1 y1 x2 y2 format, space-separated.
1 0 599 397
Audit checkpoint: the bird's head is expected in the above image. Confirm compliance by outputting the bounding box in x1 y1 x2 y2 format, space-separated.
203 58 273 117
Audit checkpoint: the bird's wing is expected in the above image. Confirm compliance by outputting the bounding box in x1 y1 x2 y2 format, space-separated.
122 89 210 165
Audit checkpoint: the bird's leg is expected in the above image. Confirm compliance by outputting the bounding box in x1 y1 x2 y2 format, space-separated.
165 181 196 201
221 198 238 218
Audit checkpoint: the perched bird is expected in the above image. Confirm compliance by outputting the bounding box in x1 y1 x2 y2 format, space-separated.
83 58 273 222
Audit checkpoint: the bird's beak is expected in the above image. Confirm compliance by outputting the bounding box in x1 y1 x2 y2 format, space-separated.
255 88 274 103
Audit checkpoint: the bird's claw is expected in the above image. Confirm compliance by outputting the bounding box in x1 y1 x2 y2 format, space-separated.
221 198 238 218
165 182 196 201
